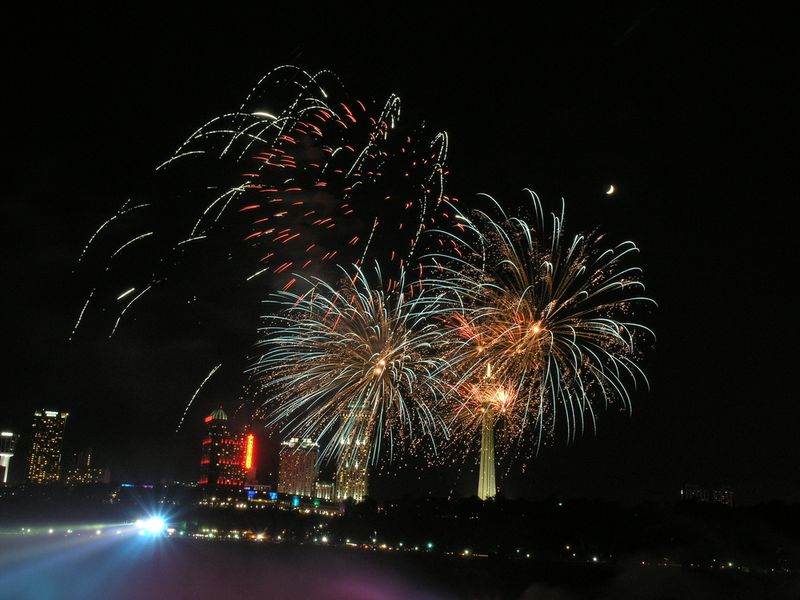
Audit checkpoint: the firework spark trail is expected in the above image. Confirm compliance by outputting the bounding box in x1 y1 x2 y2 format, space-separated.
76 202 149 264
108 286 152 339
176 364 223 432
72 66 454 344
154 65 452 290
105 232 154 270
425 189 655 459
68 288 95 342
251 265 454 465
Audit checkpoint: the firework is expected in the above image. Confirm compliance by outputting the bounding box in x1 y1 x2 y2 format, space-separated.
252 265 452 465
72 66 452 342
69 67 455 431
429 190 655 464
155 65 450 291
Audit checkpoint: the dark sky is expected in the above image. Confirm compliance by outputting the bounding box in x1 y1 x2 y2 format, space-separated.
3 5 797 504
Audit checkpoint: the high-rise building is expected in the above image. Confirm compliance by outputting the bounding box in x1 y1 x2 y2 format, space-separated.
682 484 709 502
711 486 734 507
334 402 370 502
335 434 369 502
198 408 246 490
335 451 368 502
0 431 19 484
681 483 734 507
278 438 319 497
64 448 110 485
26 410 69 484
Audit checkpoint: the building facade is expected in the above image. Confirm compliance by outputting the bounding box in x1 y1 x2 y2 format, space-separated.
0 431 18 484
64 448 110 485
199 408 246 490
314 480 335 502
278 438 319 497
711 487 734 507
682 483 734 507
26 410 69 484
335 431 369 502
335 454 368 502
334 400 370 502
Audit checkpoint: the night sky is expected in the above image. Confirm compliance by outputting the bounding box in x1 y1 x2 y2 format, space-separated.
4 5 796 504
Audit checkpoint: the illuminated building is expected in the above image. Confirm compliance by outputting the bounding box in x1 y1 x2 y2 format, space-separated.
198 408 246 489
243 483 272 502
26 410 68 484
278 438 318 497
335 453 368 502
681 483 734 507
0 431 18 484
334 401 370 502
711 486 734 507
65 448 110 485
334 434 369 502
682 483 708 502
314 480 335 502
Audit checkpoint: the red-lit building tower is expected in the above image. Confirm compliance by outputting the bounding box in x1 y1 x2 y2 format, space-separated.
242 427 257 485
199 408 246 490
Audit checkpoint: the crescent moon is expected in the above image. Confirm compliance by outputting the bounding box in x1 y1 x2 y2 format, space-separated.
606 184 615 195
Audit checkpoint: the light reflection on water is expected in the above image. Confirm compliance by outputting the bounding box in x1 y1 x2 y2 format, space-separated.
1 535 798 600
0 534 451 600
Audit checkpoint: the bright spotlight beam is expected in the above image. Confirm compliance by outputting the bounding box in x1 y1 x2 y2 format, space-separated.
135 517 166 534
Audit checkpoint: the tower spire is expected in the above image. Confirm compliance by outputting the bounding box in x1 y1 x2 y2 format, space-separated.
477 406 496 500
477 362 497 500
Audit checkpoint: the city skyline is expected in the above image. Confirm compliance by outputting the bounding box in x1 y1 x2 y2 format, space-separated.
2 8 797 600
